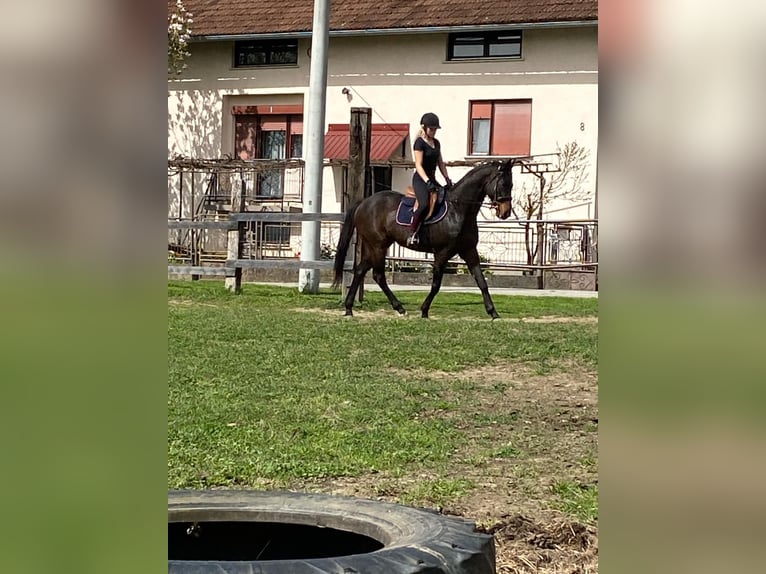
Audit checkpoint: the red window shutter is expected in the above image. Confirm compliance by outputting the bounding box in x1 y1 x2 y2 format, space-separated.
289 119 303 135
491 101 531 156
260 115 287 131
255 104 303 115
232 105 304 115
471 102 492 119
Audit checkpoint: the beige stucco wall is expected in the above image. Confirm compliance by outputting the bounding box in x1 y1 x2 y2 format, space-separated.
168 26 597 219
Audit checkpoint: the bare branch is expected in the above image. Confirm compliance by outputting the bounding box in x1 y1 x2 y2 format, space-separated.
511 141 592 266
544 141 591 203
513 141 592 216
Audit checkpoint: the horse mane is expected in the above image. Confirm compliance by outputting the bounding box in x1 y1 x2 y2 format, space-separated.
449 160 506 203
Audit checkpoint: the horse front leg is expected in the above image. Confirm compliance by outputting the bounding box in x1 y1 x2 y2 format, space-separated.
420 251 452 319
372 263 407 315
460 246 500 319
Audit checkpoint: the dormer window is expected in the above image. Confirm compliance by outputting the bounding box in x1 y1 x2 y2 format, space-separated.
233 40 298 67
448 31 522 61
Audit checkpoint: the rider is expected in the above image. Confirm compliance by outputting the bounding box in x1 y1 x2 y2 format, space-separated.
408 112 453 246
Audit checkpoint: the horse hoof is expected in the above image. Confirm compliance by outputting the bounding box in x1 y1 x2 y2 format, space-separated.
397 308 407 316
344 310 354 317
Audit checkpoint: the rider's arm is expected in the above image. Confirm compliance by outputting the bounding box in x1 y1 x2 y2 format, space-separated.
438 156 450 183
437 153 451 187
414 149 430 183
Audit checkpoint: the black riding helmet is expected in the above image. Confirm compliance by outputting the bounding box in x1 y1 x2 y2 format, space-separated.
420 112 441 129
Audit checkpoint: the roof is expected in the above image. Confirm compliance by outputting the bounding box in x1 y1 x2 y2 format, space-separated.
324 123 409 161
171 1 598 38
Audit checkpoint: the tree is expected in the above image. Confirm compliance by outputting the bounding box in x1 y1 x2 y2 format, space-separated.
512 141 592 270
168 0 193 77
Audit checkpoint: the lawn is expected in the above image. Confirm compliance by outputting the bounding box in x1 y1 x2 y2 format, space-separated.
168 280 598 572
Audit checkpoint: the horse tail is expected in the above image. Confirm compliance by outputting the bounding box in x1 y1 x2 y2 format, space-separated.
332 200 362 290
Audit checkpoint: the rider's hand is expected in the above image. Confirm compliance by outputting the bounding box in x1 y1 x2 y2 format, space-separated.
427 179 438 191
444 178 453 190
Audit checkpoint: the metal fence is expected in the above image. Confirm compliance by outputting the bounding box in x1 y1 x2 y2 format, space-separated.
168 159 597 282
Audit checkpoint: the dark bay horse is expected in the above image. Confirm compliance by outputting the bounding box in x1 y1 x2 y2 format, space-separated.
332 159 514 318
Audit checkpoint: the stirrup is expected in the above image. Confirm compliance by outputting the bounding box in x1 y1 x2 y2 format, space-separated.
406 232 419 246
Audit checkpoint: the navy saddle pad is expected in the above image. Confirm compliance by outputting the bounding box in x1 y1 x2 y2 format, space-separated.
395 195 449 226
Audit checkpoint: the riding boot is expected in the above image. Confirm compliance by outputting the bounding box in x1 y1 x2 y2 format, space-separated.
407 212 424 246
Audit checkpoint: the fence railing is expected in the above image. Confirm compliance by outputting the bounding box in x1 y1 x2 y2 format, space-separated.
168 213 597 288
168 158 597 290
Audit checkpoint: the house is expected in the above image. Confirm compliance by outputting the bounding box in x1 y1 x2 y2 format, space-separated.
168 0 598 271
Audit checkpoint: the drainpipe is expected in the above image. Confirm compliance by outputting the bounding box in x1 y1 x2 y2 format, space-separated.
298 0 332 293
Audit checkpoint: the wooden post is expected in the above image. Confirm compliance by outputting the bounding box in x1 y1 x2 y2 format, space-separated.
225 170 246 293
191 170 200 281
346 108 372 301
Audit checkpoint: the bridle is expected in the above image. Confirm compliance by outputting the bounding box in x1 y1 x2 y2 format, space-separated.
487 161 513 211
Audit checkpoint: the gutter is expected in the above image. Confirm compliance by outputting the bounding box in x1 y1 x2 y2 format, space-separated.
193 20 597 42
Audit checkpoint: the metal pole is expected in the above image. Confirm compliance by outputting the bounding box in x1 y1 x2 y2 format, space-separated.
298 0 332 293
536 174 545 290
593 147 598 290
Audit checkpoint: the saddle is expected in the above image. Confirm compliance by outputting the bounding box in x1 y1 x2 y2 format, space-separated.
395 186 449 226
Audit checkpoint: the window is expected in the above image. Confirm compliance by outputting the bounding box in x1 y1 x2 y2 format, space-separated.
233 112 303 198
258 130 285 198
469 100 532 156
370 166 392 194
234 40 298 67
448 31 522 61
260 223 291 245
290 135 303 158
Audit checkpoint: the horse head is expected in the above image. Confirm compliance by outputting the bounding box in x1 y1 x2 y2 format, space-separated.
486 159 514 220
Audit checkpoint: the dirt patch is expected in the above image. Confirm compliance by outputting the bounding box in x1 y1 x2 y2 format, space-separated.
300 360 598 572
291 307 597 324
478 515 598 574
516 316 598 324
305 473 598 574
168 299 220 308
291 307 408 320
388 361 597 424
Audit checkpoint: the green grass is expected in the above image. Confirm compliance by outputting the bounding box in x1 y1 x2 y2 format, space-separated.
400 478 476 508
486 444 523 459
168 280 598 519
552 480 599 524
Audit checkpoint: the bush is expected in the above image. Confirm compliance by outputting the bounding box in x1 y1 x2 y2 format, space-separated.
320 243 337 260
444 254 491 275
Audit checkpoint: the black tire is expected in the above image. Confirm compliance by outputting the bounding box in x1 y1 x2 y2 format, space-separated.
169 490 495 573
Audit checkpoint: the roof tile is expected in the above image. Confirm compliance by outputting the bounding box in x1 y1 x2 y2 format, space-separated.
170 1 597 37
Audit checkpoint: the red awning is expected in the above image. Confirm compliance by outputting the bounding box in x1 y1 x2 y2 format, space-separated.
324 123 409 161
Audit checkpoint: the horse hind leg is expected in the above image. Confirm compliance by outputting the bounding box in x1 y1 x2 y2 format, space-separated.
420 251 451 319
372 261 406 316
343 259 372 316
